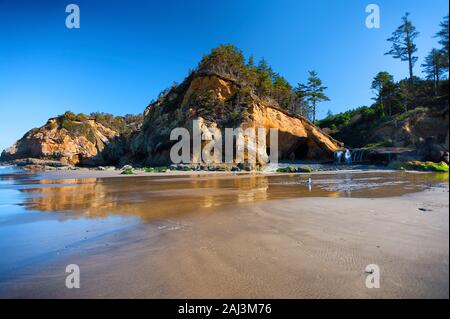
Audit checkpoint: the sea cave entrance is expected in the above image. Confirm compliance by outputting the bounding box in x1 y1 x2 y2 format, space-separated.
275 132 310 161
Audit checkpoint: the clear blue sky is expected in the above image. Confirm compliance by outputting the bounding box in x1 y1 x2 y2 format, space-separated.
0 0 448 151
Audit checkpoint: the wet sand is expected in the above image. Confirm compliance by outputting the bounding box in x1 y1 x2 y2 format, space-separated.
0 169 448 298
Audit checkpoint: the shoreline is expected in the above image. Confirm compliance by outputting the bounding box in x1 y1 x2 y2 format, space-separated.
1 163 436 181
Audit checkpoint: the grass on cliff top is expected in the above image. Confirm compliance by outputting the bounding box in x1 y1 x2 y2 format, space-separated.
389 161 449 172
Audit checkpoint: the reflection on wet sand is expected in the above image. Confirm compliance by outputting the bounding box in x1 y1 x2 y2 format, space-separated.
18 172 448 223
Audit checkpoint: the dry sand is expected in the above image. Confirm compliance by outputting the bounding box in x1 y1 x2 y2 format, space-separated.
1 186 448 299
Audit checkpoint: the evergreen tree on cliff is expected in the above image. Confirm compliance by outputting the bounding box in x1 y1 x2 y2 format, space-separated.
198 44 245 80
299 71 330 124
371 71 396 116
421 48 447 96
255 58 274 96
293 84 309 117
435 15 449 68
196 45 325 119
385 13 420 87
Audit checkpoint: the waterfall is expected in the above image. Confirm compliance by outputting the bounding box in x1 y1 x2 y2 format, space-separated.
334 148 368 164
334 150 344 163
334 149 352 164
350 149 367 163
344 149 352 164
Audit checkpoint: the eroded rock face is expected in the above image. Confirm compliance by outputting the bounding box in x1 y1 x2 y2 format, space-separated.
371 107 449 148
251 102 343 160
1 117 119 166
131 73 343 165
370 106 449 163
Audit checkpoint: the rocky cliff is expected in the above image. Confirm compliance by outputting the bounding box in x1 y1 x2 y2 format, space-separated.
369 106 449 163
130 72 343 166
370 106 449 148
321 105 449 163
1 112 142 166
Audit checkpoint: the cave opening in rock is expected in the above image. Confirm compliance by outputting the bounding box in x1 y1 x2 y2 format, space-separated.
284 138 309 160
293 140 309 159
274 132 312 161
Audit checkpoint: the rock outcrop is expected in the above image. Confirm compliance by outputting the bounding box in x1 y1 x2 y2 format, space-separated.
370 106 449 148
321 102 449 164
130 72 343 165
369 106 449 163
1 112 141 166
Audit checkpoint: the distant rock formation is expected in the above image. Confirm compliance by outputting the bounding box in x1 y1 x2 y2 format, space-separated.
1 112 142 166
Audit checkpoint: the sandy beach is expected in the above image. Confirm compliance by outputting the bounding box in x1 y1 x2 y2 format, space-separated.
0 168 448 299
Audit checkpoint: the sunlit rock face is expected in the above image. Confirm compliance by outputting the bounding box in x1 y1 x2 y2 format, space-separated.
131 73 343 165
1 116 120 166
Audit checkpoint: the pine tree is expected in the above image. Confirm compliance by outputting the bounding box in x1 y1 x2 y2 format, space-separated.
300 71 330 124
385 13 420 86
421 48 447 95
198 44 245 80
371 71 395 116
435 15 449 68
256 58 274 96
272 74 293 109
293 84 309 117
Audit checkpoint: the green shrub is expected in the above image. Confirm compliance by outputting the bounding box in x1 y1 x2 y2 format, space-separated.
276 166 297 173
63 111 76 121
143 166 168 173
230 111 239 120
297 166 314 173
276 165 314 173
75 113 88 121
389 161 449 172
62 122 95 143
121 168 134 175
330 124 337 132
